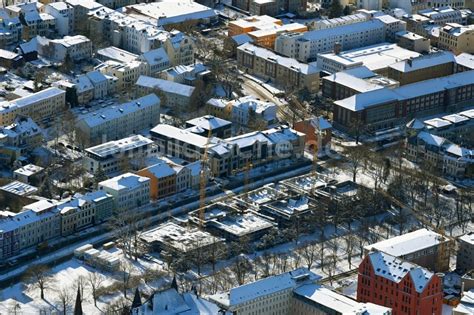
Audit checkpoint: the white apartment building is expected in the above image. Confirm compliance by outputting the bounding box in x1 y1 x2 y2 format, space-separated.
0 87 66 125
84 135 158 175
64 0 103 33
97 60 147 91
135 76 195 109
418 7 464 26
41 35 92 62
42 1 74 36
17 200 61 250
275 17 405 62
139 48 170 77
76 94 160 146
99 173 150 212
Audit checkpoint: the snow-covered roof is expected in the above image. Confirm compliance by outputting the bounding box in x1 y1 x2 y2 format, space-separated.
455 53 474 70
210 268 319 307
389 51 455 73
85 135 153 158
212 212 274 237
0 180 37 196
140 222 221 252
79 94 160 128
238 43 319 75
364 228 448 258
0 87 65 114
136 75 195 97
318 43 420 73
300 19 384 42
123 0 216 26
232 33 254 45
14 164 43 177
142 161 176 179
323 71 385 93
459 232 474 245
335 70 474 111
151 124 209 148
442 113 469 124
97 46 139 63
140 47 169 66
50 35 90 48
406 118 425 130
368 251 434 293
99 173 149 191
424 117 452 129
417 131 446 147
294 284 390 314
310 116 332 130
86 70 107 85
186 115 231 131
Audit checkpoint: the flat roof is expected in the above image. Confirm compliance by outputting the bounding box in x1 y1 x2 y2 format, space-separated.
213 212 274 236
151 124 209 148
85 135 153 158
97 46 138 63
364 228 448 257
99 172 149 191
0 181 37 196
14 164 44 177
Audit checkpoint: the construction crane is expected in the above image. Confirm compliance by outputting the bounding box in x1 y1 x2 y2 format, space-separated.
198 129 212 229
377 188 453 272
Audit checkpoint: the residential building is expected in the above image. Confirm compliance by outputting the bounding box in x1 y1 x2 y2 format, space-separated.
237 43 320 93
395 30 430 53
418 7 464 25
135 75 194 109
427 0 465 8
64 0 103 33
457 232 474 272
77 190 115 223
322 66 399 100
96 60 146 91
95 0 136 9
98 173 150 213
140 222 223 257
364 228 451 272
332 70 474 133
0 49 23 69
162 30 195 66
209 268 320 314
38 35 92 62
138 48 170 77
292 284 392 314
76 94 160 146
160 63 210 86
96 46 138 64
357 251 443 315
9 4 56 40
121 0 218 27
60 70 115 105
42 1 74 36
455 53 474 72
387 51 456 85
84 135 158 175
207 96 278 128
0 117 43 158
151 124 305 177
406 131 473 178
316 43 420 75
137 161 177 200
185 115 232 138
275 17 405 62
58 197 97 236
0 87 66 126
312 13 369 30
438 23 474 54
228 15 307 49
294 116 332 157
13 164 44 185
0 13 23 48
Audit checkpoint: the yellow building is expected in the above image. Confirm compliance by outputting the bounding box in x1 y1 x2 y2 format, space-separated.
438 23 474 54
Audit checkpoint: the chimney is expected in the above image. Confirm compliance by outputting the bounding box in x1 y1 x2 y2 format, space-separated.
407 58 413 67
334 42 342 55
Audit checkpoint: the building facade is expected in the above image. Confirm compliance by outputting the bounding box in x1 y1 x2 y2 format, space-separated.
99 173 150 213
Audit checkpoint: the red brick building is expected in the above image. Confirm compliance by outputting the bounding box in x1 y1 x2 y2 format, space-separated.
358 251 443 315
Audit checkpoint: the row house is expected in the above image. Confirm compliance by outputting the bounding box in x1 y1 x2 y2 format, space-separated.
237 43 320 93
99 173 150 213
0 87 66 126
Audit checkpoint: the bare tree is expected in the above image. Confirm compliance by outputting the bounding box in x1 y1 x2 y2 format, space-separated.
230 255 252 285
344 234 357 269
88 272 106 307
73 275 86 303
299 241 320 270
345 146 366 183
118 262 133 298
208 239 227 273
24 264 51 300
56 286 73 315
